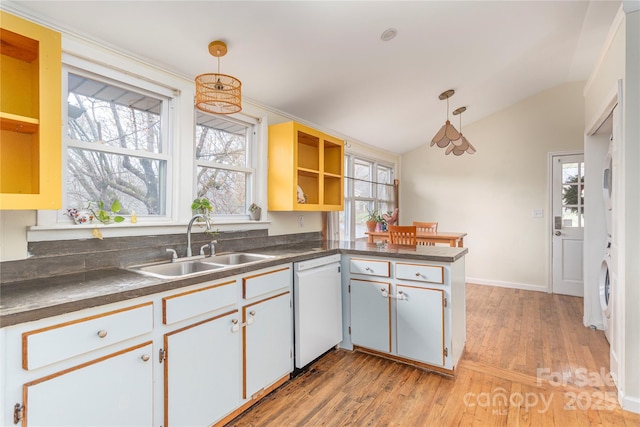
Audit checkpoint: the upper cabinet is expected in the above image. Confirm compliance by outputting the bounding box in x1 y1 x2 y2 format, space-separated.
268 121 344 211
0 12 62 210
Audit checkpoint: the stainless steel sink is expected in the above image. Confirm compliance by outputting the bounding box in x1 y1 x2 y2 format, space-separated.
127 252 273 279
129 260 224 279
202 252 273 266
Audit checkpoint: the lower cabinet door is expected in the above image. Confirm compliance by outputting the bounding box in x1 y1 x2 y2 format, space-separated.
244 292 292 399
396 286 445 366
164 311 241 427
350 279 391 353
24 342 153 427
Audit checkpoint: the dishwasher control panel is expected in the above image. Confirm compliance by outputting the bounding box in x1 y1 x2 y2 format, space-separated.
294 254 341 271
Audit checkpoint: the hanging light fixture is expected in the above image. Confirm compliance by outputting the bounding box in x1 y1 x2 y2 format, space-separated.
195 40 242 114
447 106 476 155
431 89 461 148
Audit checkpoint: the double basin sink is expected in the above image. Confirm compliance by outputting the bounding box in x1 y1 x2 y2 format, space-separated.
128 252 273 279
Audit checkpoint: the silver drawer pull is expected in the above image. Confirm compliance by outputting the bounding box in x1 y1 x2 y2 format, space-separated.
415 272 421 277
141 354 150 362
365 267 372 272
97 330 108 338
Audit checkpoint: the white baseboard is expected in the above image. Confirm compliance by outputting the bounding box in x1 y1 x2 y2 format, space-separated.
621 392 640 414
466 277 548 293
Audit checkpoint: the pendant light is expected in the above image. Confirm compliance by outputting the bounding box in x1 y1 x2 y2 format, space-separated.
446 106 476 155
195 40 242 114
431 89 461 148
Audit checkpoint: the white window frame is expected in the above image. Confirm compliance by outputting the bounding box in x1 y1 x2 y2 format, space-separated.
193 112 259 221
342 153 396 241
62 65 173 221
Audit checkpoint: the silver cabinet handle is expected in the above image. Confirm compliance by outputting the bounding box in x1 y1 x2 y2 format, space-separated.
141 354 150 362
97 330 107 338
365 267 372 272
554 231 561 236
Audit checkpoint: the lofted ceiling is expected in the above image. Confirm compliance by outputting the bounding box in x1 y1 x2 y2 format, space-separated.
4 0 621 154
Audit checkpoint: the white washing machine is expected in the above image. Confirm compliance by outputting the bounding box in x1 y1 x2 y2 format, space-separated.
599 241 613 343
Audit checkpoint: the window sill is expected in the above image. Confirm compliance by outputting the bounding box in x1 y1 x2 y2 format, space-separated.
27 219 270 242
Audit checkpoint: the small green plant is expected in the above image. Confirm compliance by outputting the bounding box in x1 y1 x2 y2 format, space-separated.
249 203 260 213
191 197 213 214
366 208 383 223
89 199 125 224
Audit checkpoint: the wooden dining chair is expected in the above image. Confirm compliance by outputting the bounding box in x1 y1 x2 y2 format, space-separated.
413 221 438 233
387 225 417 246
413 221 438 246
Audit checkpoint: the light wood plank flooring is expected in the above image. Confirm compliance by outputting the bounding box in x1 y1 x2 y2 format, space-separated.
227 284 640 426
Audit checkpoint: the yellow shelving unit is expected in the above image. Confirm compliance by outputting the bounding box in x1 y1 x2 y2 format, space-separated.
0 11 62 210
268 122 344 211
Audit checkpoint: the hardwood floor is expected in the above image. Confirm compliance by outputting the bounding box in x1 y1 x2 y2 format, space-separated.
227 284 640 426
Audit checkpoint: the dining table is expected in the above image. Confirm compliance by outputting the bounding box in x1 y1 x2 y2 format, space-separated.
364 230 467 247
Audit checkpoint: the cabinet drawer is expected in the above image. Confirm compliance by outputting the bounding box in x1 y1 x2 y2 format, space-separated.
350 258 390 277
163 280 236 325
396 262 444 284
243 266 291 300
23 302 153 370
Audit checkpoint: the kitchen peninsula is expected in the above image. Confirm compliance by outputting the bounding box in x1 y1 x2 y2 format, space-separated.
0 240 467 426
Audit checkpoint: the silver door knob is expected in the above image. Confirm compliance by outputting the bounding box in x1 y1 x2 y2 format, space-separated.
554 231 561 236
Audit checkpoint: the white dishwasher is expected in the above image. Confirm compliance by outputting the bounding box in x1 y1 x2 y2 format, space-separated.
293 254 343 368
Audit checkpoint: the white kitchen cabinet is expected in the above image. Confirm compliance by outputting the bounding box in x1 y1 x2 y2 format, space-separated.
346 255 465 374
396 285 444 366
164 310 241 427
243 292 292 400
349 279 391 353
2 300 155 427
23 342 153 427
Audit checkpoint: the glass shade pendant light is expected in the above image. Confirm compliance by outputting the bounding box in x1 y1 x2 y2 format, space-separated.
431 89 461 148
447 106 476 155
195 40 242 114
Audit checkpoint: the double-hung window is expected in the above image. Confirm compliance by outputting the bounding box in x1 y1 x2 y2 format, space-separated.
64 69 171 218
340 154 396 240
194 111 256 218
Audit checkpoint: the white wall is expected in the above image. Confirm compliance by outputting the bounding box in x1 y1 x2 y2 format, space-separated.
401 81 585 291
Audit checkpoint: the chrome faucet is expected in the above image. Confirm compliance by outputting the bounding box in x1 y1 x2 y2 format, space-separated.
186 214 212 257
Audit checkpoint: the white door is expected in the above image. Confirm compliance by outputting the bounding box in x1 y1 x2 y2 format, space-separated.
350 279 391 353
396 285 445 366
244 292 292 399
552 153 585 296
165 312 241 427
25 342 153 427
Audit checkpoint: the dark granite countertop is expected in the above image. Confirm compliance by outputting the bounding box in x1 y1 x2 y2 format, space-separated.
0 240 467 327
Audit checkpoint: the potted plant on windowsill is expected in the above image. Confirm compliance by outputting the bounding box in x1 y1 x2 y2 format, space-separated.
365 209 382 232
249 203 261 221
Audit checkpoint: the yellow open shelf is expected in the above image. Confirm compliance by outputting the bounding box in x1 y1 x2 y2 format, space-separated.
268 121 344 211
0 12 61 210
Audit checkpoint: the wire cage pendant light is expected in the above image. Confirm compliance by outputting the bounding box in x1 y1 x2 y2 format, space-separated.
195 40 242 114
447 106 476 155
431 89 461 148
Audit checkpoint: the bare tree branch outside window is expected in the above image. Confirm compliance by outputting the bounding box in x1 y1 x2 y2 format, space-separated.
65 73 167 215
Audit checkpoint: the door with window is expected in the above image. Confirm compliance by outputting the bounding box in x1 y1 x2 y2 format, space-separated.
551 153 584 296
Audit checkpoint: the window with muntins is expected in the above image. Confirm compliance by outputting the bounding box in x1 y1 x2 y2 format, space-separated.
194 111 256 217
340 154 396 241
64 69 171 217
